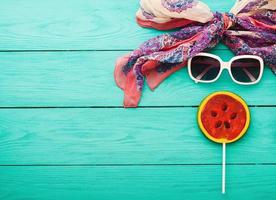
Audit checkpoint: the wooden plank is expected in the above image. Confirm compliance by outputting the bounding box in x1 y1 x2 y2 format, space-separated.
0 0 235 50
0 107 275 165
0 165 276 199
0 50 275 107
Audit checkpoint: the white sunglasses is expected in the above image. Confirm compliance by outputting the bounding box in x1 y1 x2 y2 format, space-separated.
187 53 264 85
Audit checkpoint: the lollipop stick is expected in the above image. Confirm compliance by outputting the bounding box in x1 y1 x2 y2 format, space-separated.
222 143 226 194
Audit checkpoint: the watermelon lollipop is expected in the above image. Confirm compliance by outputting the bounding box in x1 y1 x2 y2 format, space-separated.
197 91 250 194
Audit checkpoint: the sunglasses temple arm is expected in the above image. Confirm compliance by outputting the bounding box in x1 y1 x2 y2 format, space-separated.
242 68 256 82
196 66 213 80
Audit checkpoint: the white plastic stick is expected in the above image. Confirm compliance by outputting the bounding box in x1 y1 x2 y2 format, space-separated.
222 143 226 194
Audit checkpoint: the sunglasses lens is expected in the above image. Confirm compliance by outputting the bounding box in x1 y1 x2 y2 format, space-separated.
190 56 220 81
231 58 261 83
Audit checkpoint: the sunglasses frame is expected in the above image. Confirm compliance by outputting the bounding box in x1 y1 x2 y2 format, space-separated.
187 53 264 85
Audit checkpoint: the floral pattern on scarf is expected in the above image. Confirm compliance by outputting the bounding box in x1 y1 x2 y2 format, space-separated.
161 0 198 13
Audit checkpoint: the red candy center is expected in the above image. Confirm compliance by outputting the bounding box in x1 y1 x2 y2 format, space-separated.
200 94 247 140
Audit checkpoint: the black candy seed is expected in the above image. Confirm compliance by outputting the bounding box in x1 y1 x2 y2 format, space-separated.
211 111 217 117
224 121 231 129
222 104 228 111
215 121 222 128
230 113 237 119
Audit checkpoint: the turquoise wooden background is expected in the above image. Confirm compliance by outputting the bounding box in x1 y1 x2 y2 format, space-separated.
0 0 275 199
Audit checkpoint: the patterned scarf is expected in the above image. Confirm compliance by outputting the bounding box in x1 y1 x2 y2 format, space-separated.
114 0 276 107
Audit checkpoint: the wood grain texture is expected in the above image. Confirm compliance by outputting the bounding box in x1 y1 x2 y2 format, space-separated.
0 0 275 198
1 166 276 200
0 50 275 107
0 0 234 50
0 107 275 165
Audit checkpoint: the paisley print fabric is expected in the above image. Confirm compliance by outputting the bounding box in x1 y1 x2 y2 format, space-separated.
115 0 276 107
161 0 198 13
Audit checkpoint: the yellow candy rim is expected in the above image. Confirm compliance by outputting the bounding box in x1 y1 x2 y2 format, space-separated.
197 91 250 144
